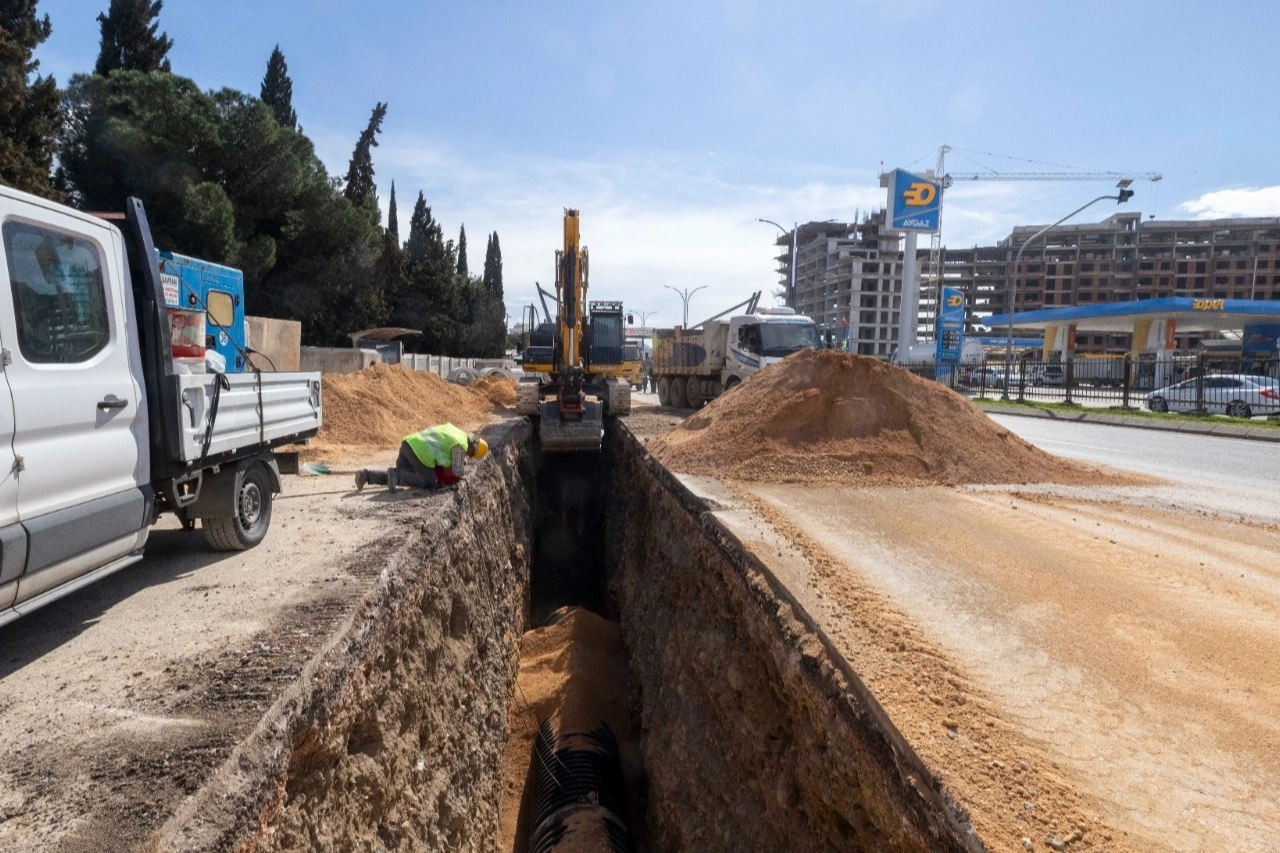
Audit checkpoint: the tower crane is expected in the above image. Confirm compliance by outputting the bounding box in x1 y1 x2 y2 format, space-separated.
918 144 1162 324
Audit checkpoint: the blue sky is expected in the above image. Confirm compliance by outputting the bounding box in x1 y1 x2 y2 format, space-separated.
33 0 1280 325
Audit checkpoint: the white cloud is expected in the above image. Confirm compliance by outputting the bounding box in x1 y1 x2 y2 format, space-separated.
1177 186 1280 219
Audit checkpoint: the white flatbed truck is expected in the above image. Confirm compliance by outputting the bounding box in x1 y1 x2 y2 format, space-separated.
0 187 322 626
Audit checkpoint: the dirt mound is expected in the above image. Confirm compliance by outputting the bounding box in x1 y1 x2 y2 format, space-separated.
649 349 1120 486
472 373 517 407
303 363 497 462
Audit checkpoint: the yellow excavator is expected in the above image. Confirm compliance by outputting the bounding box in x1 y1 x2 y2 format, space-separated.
517 209 631 452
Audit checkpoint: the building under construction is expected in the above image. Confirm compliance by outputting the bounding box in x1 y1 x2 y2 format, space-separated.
777 211 1280 355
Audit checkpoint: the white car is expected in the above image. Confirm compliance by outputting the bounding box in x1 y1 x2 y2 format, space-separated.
966 366 1007 389
1146 374 1280 418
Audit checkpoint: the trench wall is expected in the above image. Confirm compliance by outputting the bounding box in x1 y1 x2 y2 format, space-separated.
153 420 534 853
605 424 983 853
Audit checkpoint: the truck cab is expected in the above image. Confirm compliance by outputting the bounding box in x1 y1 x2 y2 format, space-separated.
724 308 821 384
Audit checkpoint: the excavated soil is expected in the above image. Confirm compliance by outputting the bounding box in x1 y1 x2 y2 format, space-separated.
301 364 499 462
650 349 1136 486
472 374 518 408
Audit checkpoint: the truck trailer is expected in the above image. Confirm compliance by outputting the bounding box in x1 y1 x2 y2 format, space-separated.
652 292 821 408
0 186 322 626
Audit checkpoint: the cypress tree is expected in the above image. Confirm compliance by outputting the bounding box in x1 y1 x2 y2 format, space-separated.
0 0 62 198
456 224 468 277
483 231 504 300
343 101 386 208
94 0 173 75
405 191 430 261
259 44 297 129
386 181 399 245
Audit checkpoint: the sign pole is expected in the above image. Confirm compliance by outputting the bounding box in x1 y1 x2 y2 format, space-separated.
898 231 920 353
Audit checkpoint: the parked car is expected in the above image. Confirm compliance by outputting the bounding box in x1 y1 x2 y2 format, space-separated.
1027 364 1066 386
967 366 1007 389
1146 374 1280 418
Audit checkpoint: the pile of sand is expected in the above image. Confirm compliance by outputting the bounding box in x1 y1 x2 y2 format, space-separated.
302 364 500 462
649 349 1117 486
472 373 518 407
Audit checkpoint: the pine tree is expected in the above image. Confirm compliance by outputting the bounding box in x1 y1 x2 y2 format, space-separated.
456 224 468 277
94 0 173 75
343 101 387 208
259 44 297 129
386 181 399 245
0 0 62 198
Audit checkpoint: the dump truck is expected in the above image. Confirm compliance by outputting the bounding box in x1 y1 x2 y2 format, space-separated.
652 292 820 408
0 186 322 626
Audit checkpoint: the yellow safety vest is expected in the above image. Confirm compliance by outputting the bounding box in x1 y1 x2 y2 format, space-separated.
404 423 468 468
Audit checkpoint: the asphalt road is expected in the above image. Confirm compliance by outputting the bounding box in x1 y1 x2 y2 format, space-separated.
988 413 1280 519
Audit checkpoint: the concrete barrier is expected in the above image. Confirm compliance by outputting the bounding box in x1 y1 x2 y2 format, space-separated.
300 346 381 374
245 316 301 372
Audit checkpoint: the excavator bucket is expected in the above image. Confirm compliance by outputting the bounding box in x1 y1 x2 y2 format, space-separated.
538 400 603 453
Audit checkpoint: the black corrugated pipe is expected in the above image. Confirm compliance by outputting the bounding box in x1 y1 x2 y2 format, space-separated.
528 719 632 853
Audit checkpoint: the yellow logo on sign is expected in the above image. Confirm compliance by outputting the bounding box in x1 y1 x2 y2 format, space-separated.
946 293 964 307
903 182 936 207
1192 299 1225 310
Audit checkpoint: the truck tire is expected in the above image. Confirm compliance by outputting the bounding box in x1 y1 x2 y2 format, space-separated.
203 463 274 551
723 376 741 393
657 376 671 407
669 377 687 409
686 377 703 408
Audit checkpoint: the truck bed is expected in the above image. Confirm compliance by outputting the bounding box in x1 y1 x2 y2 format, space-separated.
175 371 322 462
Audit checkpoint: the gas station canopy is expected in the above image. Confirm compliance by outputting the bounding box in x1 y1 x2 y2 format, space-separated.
983 297 1280 334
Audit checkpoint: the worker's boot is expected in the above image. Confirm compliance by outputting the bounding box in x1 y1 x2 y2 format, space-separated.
386 468 399 492
354 470 368 492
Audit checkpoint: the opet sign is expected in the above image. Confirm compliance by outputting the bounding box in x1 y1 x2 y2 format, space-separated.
887 168 941 233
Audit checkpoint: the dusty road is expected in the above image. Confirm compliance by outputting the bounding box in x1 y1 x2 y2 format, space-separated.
0 466 433 852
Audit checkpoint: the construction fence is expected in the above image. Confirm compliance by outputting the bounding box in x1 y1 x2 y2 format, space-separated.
899 354 1280 416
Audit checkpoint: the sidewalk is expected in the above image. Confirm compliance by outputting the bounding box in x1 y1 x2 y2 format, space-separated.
976 403 1280 443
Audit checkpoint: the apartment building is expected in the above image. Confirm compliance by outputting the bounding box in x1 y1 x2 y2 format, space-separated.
776 212 908 357
925 212 1280 351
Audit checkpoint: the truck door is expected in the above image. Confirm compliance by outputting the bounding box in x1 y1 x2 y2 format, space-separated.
0 209 147 598
0 363 19 612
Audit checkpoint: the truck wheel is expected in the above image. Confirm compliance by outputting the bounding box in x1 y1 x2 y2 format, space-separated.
669 377 687 409
686 377 703 408
203 463 274 551
656 376 671 407
723 376 741 393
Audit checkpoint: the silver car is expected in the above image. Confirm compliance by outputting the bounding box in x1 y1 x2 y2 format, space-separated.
1146 374 1280 418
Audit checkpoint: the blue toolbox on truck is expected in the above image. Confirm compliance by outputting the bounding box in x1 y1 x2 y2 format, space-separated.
156 251 248 372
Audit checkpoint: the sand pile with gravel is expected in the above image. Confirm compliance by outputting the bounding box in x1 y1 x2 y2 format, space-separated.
650 349 1121 486
301 364 498 462
472 373 517 407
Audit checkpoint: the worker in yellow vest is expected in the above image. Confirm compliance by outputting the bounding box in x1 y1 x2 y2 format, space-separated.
355 423 489 492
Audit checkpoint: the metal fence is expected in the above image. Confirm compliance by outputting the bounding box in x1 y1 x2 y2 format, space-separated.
898 354 1280 417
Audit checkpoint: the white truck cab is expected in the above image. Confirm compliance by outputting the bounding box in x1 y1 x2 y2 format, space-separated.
724 307 822 384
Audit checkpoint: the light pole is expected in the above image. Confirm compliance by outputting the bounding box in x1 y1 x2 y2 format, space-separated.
1002 187 1134 399
758 218 798 306
663 285 707 328
632 309 658 328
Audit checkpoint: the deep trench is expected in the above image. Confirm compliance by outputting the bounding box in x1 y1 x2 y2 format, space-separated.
160 419 982 853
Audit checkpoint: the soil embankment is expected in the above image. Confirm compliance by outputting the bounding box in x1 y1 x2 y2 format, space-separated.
303 364 506 463
651 349 1135 485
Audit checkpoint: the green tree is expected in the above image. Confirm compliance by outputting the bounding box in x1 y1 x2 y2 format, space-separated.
94 0 173 75
259 44 297 129
386 180 399 245
343 101 386 209
483 230 504 300
456 224 468 277
57 70 388 345
0 0 62 198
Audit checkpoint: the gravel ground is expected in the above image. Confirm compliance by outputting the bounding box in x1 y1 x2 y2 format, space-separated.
0 465 445 852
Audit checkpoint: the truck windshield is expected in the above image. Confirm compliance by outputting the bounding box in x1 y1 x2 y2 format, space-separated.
759 323 821 357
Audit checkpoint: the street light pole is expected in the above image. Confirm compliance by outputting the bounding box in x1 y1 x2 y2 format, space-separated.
758 218 798 306
634 309 658 327
1002 190 1134 399
663 285 707 328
